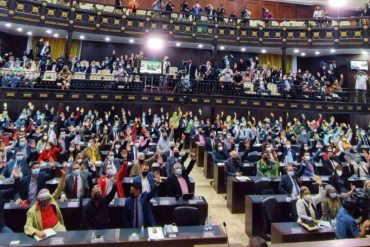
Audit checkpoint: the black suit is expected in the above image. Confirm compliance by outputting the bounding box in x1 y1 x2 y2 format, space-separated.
165 160 195 197
329 174 349 194
322 158 337 176
186 63 197 80
205 137 216 152
278 165 304 195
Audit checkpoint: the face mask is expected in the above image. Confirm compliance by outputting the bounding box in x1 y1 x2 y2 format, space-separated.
175 168 182 176
287 171 294 177
305 156 310 161
77 159 82 164
337 171 343 177
19 141 26 147
266 147 272 152
286 144 291 149
142 171 148 177
43 136 48 140
329 192 337 199
303 194 311 201
16 155 24 161
304 147 309 151
106 169 115 177
73 169 80 177
174 152 180 158
218 147 223 151
32 168 40 176
108 156 114 162
60 134 66 139
88 143 92 148
69 147 75 152
115 145 121 149
138 159 144 164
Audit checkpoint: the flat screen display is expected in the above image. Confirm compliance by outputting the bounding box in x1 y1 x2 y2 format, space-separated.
350 60 368 71
139 60 162 74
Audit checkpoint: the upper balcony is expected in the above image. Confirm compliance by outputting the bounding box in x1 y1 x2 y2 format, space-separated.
1 0 370 48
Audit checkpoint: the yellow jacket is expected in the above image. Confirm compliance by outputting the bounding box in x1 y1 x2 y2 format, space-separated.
24 176 66 236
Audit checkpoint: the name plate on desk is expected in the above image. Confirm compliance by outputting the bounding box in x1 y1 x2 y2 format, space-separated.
236 176 251 182
50 237 64 245
217 163 225 167
67 201 79 208
159 199 170 206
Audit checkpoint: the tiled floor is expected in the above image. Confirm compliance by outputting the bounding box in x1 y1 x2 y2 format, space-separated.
191 164 249 246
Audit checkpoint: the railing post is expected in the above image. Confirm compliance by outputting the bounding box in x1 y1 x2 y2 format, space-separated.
281 45 287 76
7 0 17 11
64 30 73 65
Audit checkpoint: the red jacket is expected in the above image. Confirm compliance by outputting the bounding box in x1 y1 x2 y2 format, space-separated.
38 147 61 162
98 162 128 198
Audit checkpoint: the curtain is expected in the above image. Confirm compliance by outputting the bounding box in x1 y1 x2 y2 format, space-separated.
32 37 81 59
258 54 293 73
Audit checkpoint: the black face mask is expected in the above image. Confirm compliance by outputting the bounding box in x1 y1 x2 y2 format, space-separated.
142 171 149 177
130 192 136 198
138 159 144 164
174 153 180 158
93 194 102 202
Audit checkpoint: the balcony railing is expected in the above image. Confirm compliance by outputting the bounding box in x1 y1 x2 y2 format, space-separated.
1 0 370 47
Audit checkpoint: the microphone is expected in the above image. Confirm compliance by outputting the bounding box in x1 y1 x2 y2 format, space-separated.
223 222 230 247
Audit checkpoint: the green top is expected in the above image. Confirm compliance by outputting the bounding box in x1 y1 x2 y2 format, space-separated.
256 159 279 177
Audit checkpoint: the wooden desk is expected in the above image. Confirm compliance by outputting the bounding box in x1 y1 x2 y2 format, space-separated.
0 225 227 247
196 144 205 167
4 196 208 232
203 151 213 179
271 222 335 243
213 163 226 194
245 195 293 237
270 236 370 247
226 177 254 214
0 178 14 190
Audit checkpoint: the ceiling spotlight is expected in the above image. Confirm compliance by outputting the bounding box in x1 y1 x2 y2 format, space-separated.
16 27 23 32
176 42 181 47
241 47 246 52
301 52 306 56
5 23 11 28
105 37 111 42
330 49 336 53
361 50 368 55
315 51 320 55
294 49 300 54
26 31 32 36
261 49 267 54
146 37 164 51
329 0 346 8
46 29 52 34
79 35 85 40
198 44 203 48
220 46 225 50
53 33 59 38
129 39 134 43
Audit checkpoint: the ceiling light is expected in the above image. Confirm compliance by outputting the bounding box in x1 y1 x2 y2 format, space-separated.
46 29 52 34
146 37 164 51
220 46 225 50
361 50 368 55
261 49 267 54
301 52 306 56
294 49 300 54
176 42 181 47
16 27 23 32
105 37 111 42
198 44 203 48
329 0 346 8
5 23 11 28
129 39 134 43
315 51 320 55
26 31 32 36
330 49 336 53
79 35 85 40
53 33 59 38
241 47 246 52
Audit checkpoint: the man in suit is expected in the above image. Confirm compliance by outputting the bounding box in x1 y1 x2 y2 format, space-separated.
186 59 197 82
322 147 339 176
212 142 230 163
13 161 56 204
0 150 29 179
60 162 97 200
133 163 156 193
86 61 101 78
123 178 160 228
281 141 299 164
166 151 196 197
224 151 243 177
279 164 305 197
205 130 216 152
166 146 188 176
203 61 216 81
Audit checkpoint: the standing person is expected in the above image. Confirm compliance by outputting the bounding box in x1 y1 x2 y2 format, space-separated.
354 70 368 103
262 7 272 26
205 4 215 21
164 0 175 17
313 6 325 27
180 0 190 19
128 0 140 15
216 4 225 23
162 56 171 88
191 2 203 21
241 7 251 26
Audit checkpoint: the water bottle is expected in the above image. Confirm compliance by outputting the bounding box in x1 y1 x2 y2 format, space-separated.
140 226 145 238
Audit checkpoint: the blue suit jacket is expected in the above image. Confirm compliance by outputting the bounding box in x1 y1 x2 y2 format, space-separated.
1 159 29 178
278 165 304 195
133 173 156 194
122 185 158 228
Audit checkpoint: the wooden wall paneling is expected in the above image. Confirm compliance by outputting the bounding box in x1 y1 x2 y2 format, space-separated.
223 0 242 16
279 3 295 19
296 4 313 19
244 0 262 19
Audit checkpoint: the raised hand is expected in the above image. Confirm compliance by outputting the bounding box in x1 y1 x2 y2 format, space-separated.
12 167 21 179
61 165 68 177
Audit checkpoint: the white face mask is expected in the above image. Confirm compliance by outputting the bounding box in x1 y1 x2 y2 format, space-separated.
303 194 311 201
286 144 291 149
218 146 223 151
287 171 294 177
337 171 343 177
304 156 310 161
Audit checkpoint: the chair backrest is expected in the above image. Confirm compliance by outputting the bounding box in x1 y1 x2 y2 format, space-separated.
253 180 272 195
247 153 260 163
173 206 200 226
261 196 281 235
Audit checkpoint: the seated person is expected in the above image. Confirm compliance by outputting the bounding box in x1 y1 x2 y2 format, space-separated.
321 184 343 221
296 176 324 221
81 180 117 229
37 142 61 163
336 198 370 239
212 142 230 163
279 163 304 197
165 153 196 197
300 151 316 177
329 164 352 194
57 65 72 89
0 149 29 179
98 161 127 198
24 166 67 238
122 179 160 228
256 152 279 177
133 163 156 193
224 151 243 177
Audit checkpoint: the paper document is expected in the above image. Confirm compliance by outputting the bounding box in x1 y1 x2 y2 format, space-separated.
34 228 57 241
148 227 164 240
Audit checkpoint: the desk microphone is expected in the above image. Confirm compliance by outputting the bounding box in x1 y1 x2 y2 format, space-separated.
223 222 230 247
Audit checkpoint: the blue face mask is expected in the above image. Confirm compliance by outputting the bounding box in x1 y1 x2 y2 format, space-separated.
73 169 80 177
16 155 24 161
175 168 182 176
32 168 40 176
106 169 115 177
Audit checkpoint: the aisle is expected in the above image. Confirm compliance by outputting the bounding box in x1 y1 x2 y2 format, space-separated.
191 164 249 245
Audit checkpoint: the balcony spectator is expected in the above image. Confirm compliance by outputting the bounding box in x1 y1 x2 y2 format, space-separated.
128 0 140 15
191 2 202 21
220 65 234 86
241 7 251 26
279 74 293 96
152 0 164 12
180 0 190 19
262 7 272 25
354 70 368 103
205 4 216 21
216 4 225 23
164 0 175 17
229 12 237 24
57 65 72 90
360 4 370 25
313 6 325 27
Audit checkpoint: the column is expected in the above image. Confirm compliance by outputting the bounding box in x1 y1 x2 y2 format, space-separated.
281 45 287 76
212 43 218 60
64 30 73 65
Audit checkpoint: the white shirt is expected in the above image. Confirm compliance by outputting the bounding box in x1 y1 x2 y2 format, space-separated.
141 176 150 193
355 74 368 90
288 175 299 197
296 186 324 221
